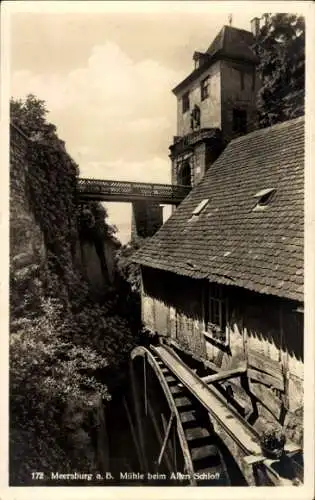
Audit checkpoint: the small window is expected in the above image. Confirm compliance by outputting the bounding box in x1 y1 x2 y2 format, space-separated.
192 198 209 215
253 188 276 210
233 108 247 134
204 283 228 344
182 92 190 113
200 76 209 101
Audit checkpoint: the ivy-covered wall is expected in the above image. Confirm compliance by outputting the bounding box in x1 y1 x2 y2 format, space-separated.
9 121 140 484
10 124 45 268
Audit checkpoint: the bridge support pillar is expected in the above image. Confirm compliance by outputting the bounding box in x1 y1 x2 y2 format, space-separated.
131 201 163 240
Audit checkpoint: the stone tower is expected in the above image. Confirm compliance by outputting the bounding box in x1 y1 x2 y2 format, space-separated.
170 24 260 189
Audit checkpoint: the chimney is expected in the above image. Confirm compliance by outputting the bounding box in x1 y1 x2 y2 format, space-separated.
250 17 260 38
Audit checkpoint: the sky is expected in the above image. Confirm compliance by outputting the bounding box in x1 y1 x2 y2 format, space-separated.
8 1 293 243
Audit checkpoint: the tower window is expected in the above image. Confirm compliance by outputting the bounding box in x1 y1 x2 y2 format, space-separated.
233 109 247 134
182 92 190 113
178 161 191 187
200 76 209 100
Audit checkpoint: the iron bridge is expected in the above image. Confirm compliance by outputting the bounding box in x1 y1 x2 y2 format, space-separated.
77 178 191 205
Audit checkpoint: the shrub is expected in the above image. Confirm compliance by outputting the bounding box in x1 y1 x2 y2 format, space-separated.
10 296 112 483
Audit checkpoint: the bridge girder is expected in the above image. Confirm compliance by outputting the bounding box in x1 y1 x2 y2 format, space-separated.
77 178 191 205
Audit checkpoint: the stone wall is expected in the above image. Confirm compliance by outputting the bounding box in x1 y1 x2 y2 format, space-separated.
176 61 222 137
131 200 163 240
74 238 118 294
10 124 45 270
171 59 260 192
10 125 112 475
220 60 260 144
141 266 303 444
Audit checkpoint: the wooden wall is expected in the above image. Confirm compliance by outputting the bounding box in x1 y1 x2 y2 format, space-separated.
141 266 304 438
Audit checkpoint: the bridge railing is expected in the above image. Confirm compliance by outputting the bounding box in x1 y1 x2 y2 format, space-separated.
77 178 191 202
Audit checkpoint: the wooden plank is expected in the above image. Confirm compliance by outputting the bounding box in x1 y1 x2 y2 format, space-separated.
147 403 173 472
201 366 246 384
131 346 196 484
153 345 262 456
248 368 284 391
284 442 302 456
122 397 145 472
166 338 220 373
191 444 219 461
130 361 149 473
248 351 283 381
157 413 175 467
248 381 282 420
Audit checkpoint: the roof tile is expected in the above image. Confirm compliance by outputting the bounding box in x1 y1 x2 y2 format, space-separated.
134 117 304 303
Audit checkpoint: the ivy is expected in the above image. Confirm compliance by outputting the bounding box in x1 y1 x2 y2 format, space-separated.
26 141 79 294
10 95 142 483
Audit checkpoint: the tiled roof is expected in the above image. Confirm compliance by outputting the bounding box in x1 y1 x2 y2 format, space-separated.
133 117 304 303
206 25 259 64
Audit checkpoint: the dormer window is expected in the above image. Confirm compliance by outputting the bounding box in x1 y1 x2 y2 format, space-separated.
201 76 209 100
188 198 209 222
193 51 206 70
192 199 209 215
253 188 277 210
182 92 190 113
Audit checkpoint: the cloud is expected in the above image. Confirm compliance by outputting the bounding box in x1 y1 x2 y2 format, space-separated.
11 42 183 158
79 157 171 183
11 41 184 241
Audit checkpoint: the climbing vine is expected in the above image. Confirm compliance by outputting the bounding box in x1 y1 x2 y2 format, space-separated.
25 139 81 304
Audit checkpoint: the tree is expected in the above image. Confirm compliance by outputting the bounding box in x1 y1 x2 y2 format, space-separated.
10 94 60 142
11 95 119 259
253 14 305 128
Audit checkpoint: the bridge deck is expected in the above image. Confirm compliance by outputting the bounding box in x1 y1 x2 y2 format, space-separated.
77 178 191 204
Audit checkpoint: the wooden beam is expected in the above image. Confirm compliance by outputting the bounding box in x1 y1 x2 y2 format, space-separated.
130 361 149 473
147 402 174 473
122 396 145 472
201 366 246 384
248 351 283 382
247 368 284 392
166 338 220 373
143 353 148 416
157 412 175 467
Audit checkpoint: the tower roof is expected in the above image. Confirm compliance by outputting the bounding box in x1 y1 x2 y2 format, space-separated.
172 25 258 96
206 25 258 63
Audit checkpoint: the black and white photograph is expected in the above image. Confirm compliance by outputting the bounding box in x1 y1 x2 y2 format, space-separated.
2 0 314 497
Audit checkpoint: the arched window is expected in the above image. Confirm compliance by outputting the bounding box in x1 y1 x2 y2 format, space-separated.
178 161 191 186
